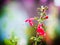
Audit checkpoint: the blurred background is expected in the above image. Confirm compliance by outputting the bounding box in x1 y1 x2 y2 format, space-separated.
0 0 60 45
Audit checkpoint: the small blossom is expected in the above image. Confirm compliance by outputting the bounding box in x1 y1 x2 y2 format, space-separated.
44 15 48 19
36 24 46 36
25 18 34 26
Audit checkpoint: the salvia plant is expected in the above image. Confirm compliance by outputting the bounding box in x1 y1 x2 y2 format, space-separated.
25 6 48 45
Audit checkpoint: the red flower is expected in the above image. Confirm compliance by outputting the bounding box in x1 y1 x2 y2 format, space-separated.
36 24 46 36
25 18 34 26
44 15 48 19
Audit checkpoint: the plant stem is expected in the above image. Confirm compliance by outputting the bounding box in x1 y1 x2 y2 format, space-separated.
35 41 37 45
35 34 37 45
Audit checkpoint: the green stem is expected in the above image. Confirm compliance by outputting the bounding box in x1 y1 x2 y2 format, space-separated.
35 41 37 45
35 34 37 45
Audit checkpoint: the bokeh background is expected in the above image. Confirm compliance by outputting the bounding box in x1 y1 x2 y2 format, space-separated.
0 0 60 45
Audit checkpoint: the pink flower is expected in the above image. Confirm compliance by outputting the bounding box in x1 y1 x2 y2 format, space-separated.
25 18 34 26
36 24 46 36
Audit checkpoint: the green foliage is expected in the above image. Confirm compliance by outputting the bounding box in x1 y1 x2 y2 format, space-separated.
4 31 18 45
4 39 15 45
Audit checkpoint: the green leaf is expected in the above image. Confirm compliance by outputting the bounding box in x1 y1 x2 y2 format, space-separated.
4 39 13 45
30 37 36 41
37 36 43 42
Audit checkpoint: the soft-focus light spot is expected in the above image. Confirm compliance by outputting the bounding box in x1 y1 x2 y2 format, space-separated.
1 2 28 45
54 0 60 6
46 5 58 39
40 0 47 3
18 38 27 45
